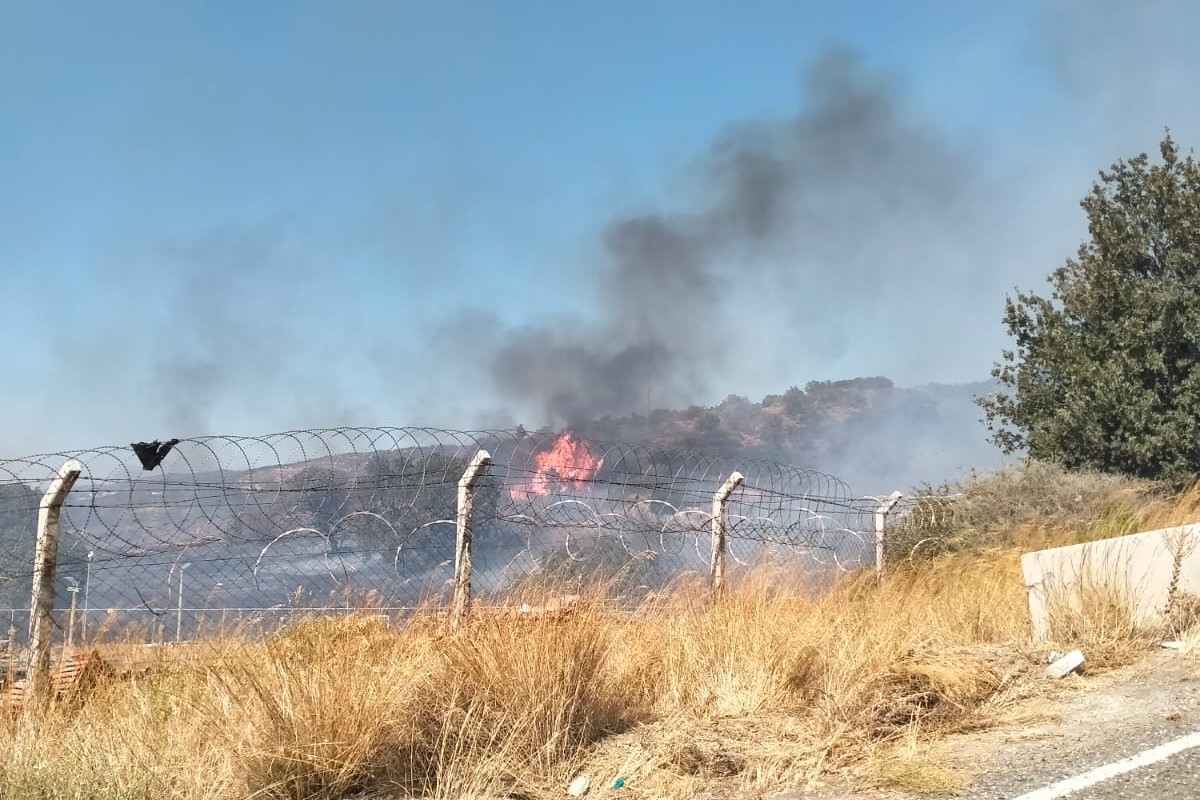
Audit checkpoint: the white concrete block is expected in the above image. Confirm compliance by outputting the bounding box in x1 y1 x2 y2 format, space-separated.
1022 523 1200 640
1046 649 1085 678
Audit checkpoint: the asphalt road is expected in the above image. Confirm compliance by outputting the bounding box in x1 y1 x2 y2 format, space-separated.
1067 744 1200 799
953 653 1200 800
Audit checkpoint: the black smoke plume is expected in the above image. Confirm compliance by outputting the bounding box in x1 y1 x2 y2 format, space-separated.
485 50 980 427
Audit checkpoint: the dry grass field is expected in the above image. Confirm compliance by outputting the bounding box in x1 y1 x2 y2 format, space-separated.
2 464 1196 800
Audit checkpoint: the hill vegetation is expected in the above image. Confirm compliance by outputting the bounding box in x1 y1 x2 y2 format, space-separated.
573 376 1000 490
982 134 1200 484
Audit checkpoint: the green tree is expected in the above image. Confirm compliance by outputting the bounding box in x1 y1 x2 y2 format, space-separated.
980 134 1200 483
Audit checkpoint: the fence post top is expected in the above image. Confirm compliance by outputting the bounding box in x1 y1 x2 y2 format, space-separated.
39 459 83 508
715 471 745 502
57 459 83 476
875 490 903 515
458 449 492 490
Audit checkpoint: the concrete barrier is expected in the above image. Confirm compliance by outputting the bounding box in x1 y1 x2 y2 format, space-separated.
1022 523 1200 640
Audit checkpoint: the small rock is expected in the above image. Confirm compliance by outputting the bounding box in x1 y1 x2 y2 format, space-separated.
1046 649 1085 678
567 775 590 796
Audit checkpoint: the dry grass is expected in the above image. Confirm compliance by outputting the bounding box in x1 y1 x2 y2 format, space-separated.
1044 576 1150 670
0 559 1038 800
887 460 1158 562
868 729 970 796
1 471 1193 799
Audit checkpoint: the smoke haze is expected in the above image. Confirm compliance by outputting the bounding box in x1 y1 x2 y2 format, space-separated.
485 50 981 426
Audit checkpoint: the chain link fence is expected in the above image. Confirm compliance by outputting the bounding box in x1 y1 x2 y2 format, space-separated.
0 428 901 667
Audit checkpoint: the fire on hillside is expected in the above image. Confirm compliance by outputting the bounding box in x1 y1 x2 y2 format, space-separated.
509 433 605 501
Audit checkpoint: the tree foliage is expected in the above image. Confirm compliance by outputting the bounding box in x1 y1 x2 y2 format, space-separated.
980 134 1200 483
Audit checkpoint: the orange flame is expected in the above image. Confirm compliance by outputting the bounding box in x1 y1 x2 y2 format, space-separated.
510 433 604 501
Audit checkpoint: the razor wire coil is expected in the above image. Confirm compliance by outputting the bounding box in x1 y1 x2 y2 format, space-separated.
0 427 911 646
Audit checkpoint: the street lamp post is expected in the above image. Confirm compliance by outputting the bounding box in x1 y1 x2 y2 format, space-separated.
175 563 191 644
203 581 224 638
65 581 79 649
82 551 93 643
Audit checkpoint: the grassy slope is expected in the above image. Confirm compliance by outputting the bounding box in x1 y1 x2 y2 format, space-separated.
3 463 1197 800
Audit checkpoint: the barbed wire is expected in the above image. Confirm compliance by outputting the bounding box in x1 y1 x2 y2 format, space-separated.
881 493 964 562
0 427 898 648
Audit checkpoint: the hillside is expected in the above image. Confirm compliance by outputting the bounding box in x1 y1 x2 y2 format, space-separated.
572 377 1005 491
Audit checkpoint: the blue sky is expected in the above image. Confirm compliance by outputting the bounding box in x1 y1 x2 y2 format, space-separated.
2 0 1199 454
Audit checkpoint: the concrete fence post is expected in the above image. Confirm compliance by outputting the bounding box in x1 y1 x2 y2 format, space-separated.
451 450 491 632
710 471 745 596
874 490 903 585
28 459 82 708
